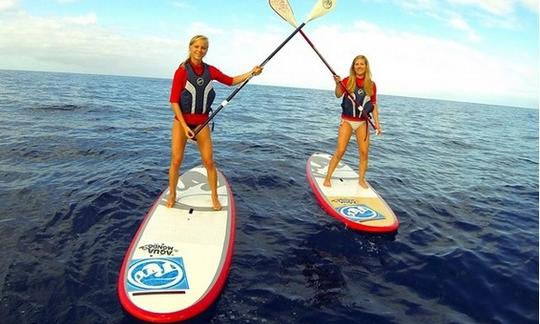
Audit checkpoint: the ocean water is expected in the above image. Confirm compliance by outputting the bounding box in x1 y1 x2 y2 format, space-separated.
0 69 537 323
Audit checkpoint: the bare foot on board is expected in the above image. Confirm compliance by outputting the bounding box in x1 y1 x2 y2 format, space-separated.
212 196 222 211
359 179 369 189
166 192 176 208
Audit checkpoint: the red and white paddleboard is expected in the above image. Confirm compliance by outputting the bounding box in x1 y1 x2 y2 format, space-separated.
306 152 399 233
118 166 236 323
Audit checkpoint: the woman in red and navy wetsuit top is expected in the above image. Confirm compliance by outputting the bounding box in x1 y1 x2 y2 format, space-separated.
168 35 262 209
323 55 382 189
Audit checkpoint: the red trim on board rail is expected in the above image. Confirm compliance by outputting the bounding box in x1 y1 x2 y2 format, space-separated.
117 170 236 322
306 157 399 233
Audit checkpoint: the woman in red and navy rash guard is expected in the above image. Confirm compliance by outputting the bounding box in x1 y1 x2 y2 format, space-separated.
323 55 382 189
168 35 262 209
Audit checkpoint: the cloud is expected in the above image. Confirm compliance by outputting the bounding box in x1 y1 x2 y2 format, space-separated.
446 14 481 41
401 0 539 16
448 0 515 16
63 12 96 25
0 0 18 11
210 19 537 107
185 21 225 37
397 0 538 38
520 0 539 12
0 12 182 77
395 1 484 40
170 0 193 9
252 20 537 108
448 0 539 16
0 12 536 108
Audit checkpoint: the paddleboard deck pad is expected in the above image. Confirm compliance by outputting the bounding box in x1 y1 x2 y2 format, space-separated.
306 152 399 233
118 166 236 323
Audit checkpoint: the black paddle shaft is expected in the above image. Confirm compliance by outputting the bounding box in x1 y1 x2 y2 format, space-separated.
193 22 306 136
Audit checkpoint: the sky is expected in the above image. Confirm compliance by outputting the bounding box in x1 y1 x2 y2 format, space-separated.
0 0 538 108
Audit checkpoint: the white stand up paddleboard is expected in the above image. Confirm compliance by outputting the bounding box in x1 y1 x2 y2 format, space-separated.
306 152 399 233
118 166 236 323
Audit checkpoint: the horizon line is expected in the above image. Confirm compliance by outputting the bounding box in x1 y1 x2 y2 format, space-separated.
1 68 537 110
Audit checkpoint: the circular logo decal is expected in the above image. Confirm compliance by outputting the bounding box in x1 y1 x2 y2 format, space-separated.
127 258 185 290
196 77 204 86
323 0 333 9
338 205 378 221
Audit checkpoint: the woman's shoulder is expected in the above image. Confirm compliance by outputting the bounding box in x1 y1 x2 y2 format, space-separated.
172 63 187 79
175 62 187 72
206 64 225 76
205 63 219 70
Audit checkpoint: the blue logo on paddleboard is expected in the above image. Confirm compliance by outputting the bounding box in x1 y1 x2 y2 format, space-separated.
127 257 189 292
338 205 383 222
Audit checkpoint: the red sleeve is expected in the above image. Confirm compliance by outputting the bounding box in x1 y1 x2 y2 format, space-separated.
372 81 377 105
169 66 187 103
208 65 233 86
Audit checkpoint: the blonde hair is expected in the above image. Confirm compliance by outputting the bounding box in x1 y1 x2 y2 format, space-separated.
346 55 373 96
183 35 209 65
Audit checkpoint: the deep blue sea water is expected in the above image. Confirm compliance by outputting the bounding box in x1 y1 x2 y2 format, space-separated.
0 69 538 323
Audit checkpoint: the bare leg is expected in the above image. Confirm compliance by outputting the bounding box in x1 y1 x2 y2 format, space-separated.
355 122 369 189
196 125 222 211
167 119 188 207
323 121 353 187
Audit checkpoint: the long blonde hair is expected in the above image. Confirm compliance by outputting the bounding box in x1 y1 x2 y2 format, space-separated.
346 55 373 96
183 35 209 65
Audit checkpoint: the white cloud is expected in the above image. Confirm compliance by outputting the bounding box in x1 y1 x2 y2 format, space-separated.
256 21 537 108
0 13 536 108
397 0 538 39
448 0 515 16
448 0 539 15
0 0 18 11
520 0 539 12
0 12 182 77
170 1 193 9
404 0 539 16
446 14 481 42
63 12 96 25
185 21 225 38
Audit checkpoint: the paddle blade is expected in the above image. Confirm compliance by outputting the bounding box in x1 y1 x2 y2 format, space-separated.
269 0 298 27
307 0 337 22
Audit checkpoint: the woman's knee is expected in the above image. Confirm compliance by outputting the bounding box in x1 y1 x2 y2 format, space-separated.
202 158 216 170
170 156 183 169
334 149 346 160
360 150 369 160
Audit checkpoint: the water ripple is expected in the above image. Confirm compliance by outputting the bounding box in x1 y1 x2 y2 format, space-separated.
0 70 537 323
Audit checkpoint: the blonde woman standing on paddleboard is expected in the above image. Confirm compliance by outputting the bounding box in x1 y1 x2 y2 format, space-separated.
323 55 381 189
168 35 262 209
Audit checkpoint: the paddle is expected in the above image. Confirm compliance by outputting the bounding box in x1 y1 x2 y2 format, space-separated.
269 0 378 130
192 1 333 137
192 22 304 136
